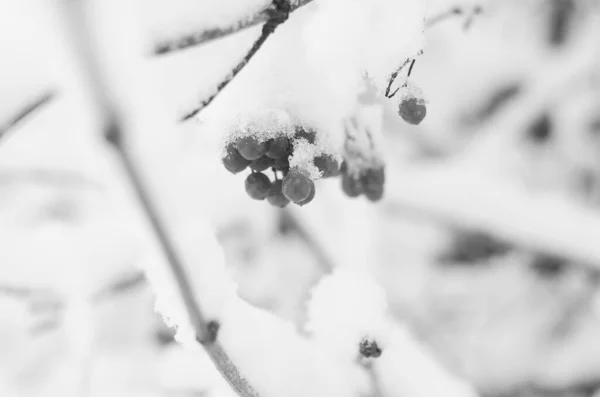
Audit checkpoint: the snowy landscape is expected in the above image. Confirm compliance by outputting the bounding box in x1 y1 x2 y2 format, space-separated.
1 0 600 397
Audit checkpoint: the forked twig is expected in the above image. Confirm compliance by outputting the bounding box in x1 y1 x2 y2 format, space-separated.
180 0 292 121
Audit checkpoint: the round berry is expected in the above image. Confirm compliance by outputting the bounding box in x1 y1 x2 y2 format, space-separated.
245 172 271 200
362 168 385 201
250 156 273 172
342 174 362 197
340 160 348 174
236 136 268 160
267 180 290 208
296 183 315 206
282 168 314 203
266 136 290 159
399 97 427 125
314 154 340 178
222 143 250 174
273 157 290 171
295 126 317 144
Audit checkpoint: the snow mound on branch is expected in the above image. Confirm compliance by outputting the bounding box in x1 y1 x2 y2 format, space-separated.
200 0 425 162
306 266 391 361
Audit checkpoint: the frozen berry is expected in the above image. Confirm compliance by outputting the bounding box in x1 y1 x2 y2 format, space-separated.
282 168 314 203
222 143 250 174
266 136 290 159
250 156 273 172
314 154 340 178
245 172 271 200
359 338 382 358
340 160 348 174
296 183 315 206
295 126 317 144
399 97 427 125
236 136 268 160
362 168 385 202
273 157 290 171
342 174 362 197
267 180 290 208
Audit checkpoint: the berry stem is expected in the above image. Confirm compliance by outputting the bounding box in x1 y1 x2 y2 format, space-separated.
180 0 292 122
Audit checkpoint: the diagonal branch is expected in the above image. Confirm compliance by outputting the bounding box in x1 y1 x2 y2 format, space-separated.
180 0 292 122
153 0 313 56
59 1 261 396
0 91 56 143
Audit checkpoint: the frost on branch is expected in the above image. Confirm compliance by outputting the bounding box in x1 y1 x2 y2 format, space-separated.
306 267 391 362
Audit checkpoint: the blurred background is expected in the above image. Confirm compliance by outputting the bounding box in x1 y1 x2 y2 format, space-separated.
1 0 600 397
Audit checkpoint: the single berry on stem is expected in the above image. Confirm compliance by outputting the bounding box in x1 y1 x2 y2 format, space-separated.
282 168 314 203
250 156 274 172
236 136 269 160
267 180 290 208
266 136 290 159
222 142 251 174
399 97 427 125
245 172 272 200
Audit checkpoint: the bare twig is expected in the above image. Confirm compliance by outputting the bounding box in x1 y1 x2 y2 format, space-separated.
180 0 292 122
91 271 146 302
153 0 313 56
59 2 261 396
425 5 483 29
0 91 56 143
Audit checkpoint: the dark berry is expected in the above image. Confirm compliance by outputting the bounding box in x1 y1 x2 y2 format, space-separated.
295 126 317 144
245 172 271 200
236 136 268 160
266 136 290 159
399 97 427 125
314 154 340 178
296 183 315 206
342 174 362 197
250 156 273 172
222 143 250 174
282 168 314 203
359 338 382 358
340 160 348 174
267 180 290 208
273 157 290 171
362 168 385 202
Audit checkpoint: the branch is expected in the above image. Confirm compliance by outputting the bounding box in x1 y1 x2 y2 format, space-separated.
424 5 483 29
0 91 56 143
153 0 313 56
57 2 261 396
180 0 292 122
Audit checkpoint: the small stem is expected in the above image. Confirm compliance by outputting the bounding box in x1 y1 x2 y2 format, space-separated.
0 91 56 143
180 0 291 122
425 5 483 29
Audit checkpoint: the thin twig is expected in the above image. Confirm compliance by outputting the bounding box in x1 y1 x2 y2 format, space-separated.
180 0 292 122
153 0 313 56
425 5 483 29
91 271 146 302
0 91 56 143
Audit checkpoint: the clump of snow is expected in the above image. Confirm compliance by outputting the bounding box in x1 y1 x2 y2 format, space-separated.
219 298 371 397
289 139 322 179
306 266 391 362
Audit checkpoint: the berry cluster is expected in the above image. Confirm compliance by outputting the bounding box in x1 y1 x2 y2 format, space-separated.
340 163 385 202
221 128 341 208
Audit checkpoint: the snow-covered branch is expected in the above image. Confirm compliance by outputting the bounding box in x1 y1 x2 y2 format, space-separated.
152 0 313 56
180 0 292 121
0 91 56 144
